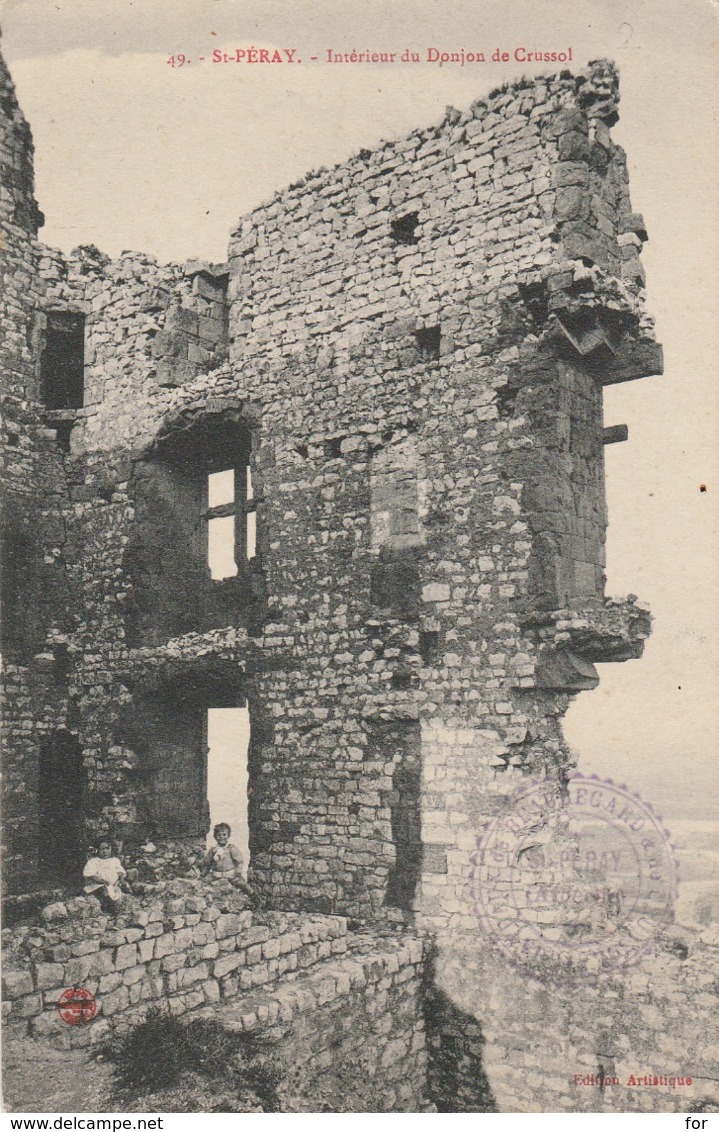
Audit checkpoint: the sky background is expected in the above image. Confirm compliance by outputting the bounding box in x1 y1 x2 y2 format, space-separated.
2 0 717 826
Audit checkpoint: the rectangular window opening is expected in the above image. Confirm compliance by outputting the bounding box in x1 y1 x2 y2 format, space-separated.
419 630 440 665
41 311 85 410
323 437 344 460
206 707 250 877
205 462 257 576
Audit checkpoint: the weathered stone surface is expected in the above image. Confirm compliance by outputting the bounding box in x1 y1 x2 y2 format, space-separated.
2 47 703 1118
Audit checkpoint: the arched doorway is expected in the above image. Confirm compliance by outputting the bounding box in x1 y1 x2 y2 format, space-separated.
38 729 86 884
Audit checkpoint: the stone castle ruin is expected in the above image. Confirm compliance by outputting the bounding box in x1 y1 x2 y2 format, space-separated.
2 48 718 1112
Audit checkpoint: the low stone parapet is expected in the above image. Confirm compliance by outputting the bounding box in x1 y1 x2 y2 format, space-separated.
1 879 348 1046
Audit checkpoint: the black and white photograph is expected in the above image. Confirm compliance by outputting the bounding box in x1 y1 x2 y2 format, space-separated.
1 0 717 1117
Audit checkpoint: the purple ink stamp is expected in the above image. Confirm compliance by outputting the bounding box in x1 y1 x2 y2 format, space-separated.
469 773 678 985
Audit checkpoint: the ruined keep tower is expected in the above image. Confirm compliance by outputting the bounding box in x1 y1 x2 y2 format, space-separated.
11 51 719 1119
1 55 660 912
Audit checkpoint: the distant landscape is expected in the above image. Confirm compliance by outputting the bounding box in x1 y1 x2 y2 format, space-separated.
669 821 719 927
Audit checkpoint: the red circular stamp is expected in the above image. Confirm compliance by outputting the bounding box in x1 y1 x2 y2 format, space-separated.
56 986 97 1025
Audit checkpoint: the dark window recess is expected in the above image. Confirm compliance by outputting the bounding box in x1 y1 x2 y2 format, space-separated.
124 414 267 646
41 312 85 410
419 630 439 665
205 465 256 580
415 326 441 360
38 730 86 884
390 212 420 246
370 548 420 622
53 644 71 685
323 437 344 460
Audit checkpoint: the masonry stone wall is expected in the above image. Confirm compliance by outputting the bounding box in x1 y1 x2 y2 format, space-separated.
0 49 73 891
429 927 719 1113
2 53 660 914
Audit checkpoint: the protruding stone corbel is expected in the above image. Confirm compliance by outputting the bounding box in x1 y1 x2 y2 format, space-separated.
555 312 617 359
535 648 599 692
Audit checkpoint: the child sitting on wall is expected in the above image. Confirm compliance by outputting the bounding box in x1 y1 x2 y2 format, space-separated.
82 839 128 911
201 822 254 903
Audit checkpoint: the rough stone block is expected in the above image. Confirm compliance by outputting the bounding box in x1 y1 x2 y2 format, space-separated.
262 938 280 960
192 922 215 947
220 974 239 998
114 943 138 971
162 953 186 973
41 903 68 923
2 969 33 1000
202 979 221 1004
177 963 209 988
28 1011 61 1039
422 583 450 603
123 964 146 987
98 972 124 994
154 933 177 959
70 940 101 957
138 938 155 963
243 925 270 946
88 951 115 978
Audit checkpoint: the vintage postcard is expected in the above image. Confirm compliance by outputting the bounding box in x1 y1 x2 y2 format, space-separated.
1 0 717 1117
